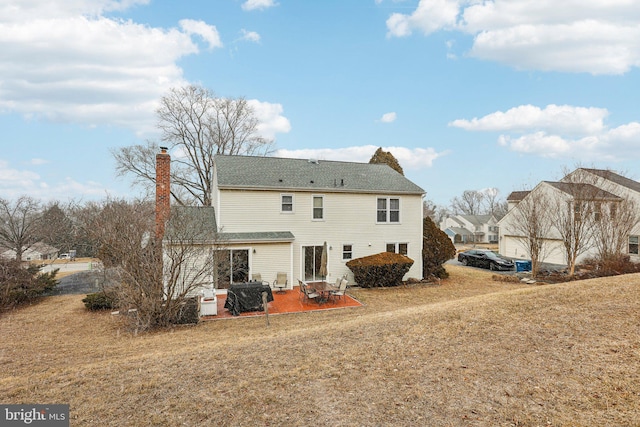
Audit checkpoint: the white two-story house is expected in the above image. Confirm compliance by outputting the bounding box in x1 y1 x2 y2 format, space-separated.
161 154 426 291
440 214 499 244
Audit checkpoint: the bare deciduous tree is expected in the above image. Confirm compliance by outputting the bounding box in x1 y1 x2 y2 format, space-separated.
481 188 499 216
0 196 43 261
592 198 639 261
113 85 273 206
76 198 218 331
450 190 484 215
550 169 620 275
568 168 640 263
422 199 436 219
481 188 509 219
502 187 554 278
492 200 509 220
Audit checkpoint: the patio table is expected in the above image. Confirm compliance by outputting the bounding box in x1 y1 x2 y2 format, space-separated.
303 280 337 304
224 282 273 316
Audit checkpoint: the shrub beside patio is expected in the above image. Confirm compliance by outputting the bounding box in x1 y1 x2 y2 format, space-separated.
346 251 414 287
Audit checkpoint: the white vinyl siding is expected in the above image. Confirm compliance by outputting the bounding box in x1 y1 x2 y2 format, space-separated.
216 189 423 282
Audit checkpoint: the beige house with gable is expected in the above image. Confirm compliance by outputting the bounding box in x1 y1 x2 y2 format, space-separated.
159 153 426 291
498 168 640 266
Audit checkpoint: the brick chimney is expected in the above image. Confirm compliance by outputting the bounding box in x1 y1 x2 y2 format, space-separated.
155 147 171 240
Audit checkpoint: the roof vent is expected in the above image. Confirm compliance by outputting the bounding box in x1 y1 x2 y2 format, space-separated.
308 158 318 164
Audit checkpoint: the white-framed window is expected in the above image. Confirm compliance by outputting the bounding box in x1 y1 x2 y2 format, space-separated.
377 197 400 223
386 242 408 255
342 244 353 260
594 202 602 221
573 201 583 222
629 236 639 255
281 194 293 213
312 195 324 220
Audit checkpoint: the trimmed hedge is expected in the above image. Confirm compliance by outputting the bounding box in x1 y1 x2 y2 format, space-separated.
82 291 115 311
346 252 414 288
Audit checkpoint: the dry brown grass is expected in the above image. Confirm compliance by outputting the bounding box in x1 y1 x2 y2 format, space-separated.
1 265 639 426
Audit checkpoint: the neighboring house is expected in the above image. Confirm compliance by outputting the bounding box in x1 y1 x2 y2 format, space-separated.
440 214 499 244
158 152 426 291
1 242 59 261
499 168 640 266
506 191 530 211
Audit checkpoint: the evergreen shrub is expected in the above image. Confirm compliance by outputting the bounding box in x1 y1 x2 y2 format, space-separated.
346 252 414 288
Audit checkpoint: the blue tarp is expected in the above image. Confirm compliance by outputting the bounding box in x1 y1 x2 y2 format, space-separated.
515 260 532 272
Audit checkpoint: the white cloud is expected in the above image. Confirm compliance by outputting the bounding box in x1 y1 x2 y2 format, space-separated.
247 100 292 140
240 29 261 43
450 104 608 135
0 0 151 21
452 104 640 162
386 0 461 37
386 0 640 75
179 19 223 49
274 145 444 169
0 159 41 190
0 159 109 200
0 1 224 134
242 0 278 11
379 112 397 123
30 158 49 165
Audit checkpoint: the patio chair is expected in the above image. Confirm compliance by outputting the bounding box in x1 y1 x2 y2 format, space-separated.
330 278 348 301
273 272 288 293
299 280 319 302
251 273 268 286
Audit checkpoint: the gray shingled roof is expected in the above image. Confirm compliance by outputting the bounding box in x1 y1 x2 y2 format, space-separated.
544 182 621 201
459 214 493 226
218 231 295 243
214 155 425 194
507 191 530 201
446 227 472 236
580 168 640 193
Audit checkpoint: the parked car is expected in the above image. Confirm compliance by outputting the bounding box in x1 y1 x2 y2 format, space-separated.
457 249 514 271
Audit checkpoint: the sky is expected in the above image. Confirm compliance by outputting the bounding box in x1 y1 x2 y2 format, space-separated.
1 0 640 207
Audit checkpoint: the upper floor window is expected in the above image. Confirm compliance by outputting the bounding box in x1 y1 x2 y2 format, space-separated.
377 197 400 223
594 202 602 221
573 201 583 222
313 195 324 220
281 194 293 212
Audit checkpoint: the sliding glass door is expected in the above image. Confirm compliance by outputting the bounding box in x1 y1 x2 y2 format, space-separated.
214 249 249 289
303 245 323 281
